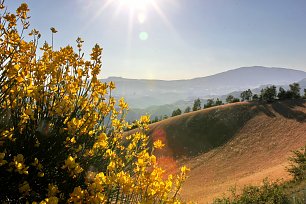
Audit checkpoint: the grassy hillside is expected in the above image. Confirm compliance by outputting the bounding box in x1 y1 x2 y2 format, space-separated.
145 100 306 203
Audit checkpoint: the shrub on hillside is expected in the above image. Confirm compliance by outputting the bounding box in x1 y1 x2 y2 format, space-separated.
287 145 306 181
213 179 288 204
0 2 188 203
213 145 306 204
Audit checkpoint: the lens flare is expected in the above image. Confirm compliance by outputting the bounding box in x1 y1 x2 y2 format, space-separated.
139 32 149 41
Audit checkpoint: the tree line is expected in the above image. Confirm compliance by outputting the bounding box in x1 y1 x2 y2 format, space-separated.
151 82 306 123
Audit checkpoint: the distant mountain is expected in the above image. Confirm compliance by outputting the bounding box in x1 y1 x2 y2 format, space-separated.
101 66 306 108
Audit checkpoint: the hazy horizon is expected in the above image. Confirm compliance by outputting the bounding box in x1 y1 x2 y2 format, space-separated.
8 0 306 80
103 66 306 80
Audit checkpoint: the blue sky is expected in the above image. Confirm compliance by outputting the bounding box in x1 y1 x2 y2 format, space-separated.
7 0 306 79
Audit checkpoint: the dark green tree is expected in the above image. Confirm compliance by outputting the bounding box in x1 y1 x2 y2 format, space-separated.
277 87 288 100
171 108 182 117
204 99 214 108
226 95 234 103
192 98 201 111
288 82 301 99
252 94 259 101
227 95 240 103
240 89 253 101
260 85 277 102
215 98 223 106
232 98 240 103
304 89 306 99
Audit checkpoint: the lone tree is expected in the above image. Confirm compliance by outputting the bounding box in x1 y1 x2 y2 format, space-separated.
193 98 201 111
240 89 253 101
0 2 188 203
172 108 182 117
260 85 277 102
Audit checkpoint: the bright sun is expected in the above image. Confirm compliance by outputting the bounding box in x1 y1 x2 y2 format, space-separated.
119 0 153 10
88 0 173 41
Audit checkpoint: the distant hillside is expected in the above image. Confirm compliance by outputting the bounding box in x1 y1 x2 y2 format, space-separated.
145 100 306 203
125 77 306 121
126 99 207 122
102 66 306 108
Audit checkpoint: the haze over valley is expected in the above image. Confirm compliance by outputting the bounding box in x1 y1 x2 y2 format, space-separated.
102 66 306 121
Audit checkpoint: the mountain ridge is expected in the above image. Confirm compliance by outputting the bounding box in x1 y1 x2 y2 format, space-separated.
104 66 306 81
101 66 306 108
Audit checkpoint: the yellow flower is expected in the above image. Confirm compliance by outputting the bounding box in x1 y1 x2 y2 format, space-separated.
180 166 190 174
0 2 190 202
63 156 76 169
69 187 87 203
119 97 128 110
50 27 57 33
109 81 115 89
16 75 24 83
153 140 165 149
48 184 59 197
139 115 150 124
107 161 116 171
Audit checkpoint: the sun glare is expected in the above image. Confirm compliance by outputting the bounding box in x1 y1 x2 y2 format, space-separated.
119 0 152 10
82 0 178 45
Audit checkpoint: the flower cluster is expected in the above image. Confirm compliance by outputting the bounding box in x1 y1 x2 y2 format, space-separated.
0 1 189 203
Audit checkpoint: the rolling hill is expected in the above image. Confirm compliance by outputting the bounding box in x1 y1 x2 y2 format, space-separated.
145 100 306 203
102 66 306 108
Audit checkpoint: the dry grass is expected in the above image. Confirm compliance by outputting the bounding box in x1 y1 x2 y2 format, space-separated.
146 100 306 203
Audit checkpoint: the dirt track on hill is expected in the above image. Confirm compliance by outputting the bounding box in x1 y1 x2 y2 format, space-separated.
147 100 306 203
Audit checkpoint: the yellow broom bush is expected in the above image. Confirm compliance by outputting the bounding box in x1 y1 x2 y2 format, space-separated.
0 1 189 203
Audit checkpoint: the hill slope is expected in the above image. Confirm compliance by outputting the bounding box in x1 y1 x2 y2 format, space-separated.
146 100 306 203
103 67 306 108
